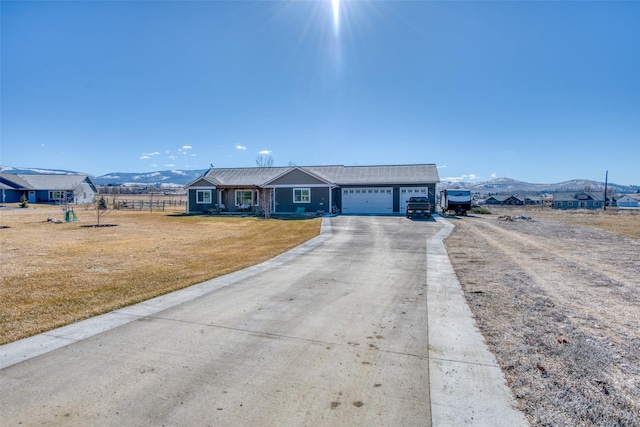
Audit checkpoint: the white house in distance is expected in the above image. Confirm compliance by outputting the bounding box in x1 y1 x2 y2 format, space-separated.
616 195 639 209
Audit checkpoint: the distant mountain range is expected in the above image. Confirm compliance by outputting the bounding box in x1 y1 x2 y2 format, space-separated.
437 177 639 195
1 166 638 194
0 166 207 188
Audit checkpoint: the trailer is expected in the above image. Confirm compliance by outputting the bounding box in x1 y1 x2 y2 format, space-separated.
439 189 472 216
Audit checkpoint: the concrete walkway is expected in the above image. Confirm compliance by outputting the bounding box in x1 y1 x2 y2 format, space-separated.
427 217 528 426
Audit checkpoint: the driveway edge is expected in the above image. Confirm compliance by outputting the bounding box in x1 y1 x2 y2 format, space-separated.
427 216 529 426
1 217 333 370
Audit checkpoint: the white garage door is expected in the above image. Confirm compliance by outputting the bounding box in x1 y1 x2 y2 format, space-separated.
342 187 393 214
400 187 428 214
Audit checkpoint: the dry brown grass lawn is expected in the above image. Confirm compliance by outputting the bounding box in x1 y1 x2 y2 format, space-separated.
444 208 640 426
489 206 640 239
0 204 320 344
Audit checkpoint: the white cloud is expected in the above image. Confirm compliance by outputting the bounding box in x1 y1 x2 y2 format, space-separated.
142 152 160 157
259 150 272 155
491 173 497 178
236 145 247 150
182 145 192 150
164 164 175 167
168 155 177 160
140 155 150 160
437 165 447 169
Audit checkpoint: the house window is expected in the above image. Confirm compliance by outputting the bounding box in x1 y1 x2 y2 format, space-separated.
294 188 310 203
196 190 212 204
235 190 254 206
49 191 66 200
568 202 574 206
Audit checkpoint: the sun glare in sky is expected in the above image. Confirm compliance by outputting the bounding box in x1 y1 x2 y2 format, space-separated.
331 0 340 33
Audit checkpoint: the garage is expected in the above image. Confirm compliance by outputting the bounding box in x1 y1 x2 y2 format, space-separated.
399 187 429 214
342 187 393 214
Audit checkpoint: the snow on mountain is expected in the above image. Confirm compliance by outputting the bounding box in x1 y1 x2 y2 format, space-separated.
438 178 639 195
0 166 207 186
92 170 207 186
2 165 637 193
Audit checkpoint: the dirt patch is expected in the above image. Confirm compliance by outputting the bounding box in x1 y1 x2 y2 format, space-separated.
444 213 640 426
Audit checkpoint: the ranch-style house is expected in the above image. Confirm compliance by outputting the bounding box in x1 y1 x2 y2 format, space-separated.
0 173 97 204
552 191 604 210
185 164 440 216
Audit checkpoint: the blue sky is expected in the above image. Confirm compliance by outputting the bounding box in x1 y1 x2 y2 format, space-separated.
1 1 638 184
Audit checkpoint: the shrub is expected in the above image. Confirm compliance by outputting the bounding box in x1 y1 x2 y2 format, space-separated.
18 194 28 208
472 206 491 214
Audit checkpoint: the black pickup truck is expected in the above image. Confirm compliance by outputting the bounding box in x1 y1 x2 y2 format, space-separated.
406 197 431 219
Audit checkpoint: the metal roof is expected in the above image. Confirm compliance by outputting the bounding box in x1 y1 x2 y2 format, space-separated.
308 164 440 185
0 173 32 189
199 164 440 187
205 167 291 186
552 192 604 202
0 173 95 190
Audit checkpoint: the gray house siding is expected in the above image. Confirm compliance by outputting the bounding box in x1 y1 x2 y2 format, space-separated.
395 184 436 213
269 169 327 186
274 187 330 213
554 200 602 210
1 189 23 203
393 188 400 213
188 188 217 213
332 188 341 212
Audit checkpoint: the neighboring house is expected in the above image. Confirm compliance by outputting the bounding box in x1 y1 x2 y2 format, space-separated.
552 192 604 210
524 196 542 205
485 195 525 206
616 195 639 209
0 173 97 204
185 164 440 215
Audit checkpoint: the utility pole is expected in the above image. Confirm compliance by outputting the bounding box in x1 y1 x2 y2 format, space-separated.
603 170 608 211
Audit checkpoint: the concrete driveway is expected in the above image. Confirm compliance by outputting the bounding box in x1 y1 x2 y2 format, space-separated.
1 216 440 426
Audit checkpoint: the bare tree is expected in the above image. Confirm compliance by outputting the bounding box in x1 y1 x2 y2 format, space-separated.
256 154 274 167
93 196 113 226
257 188 272 219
